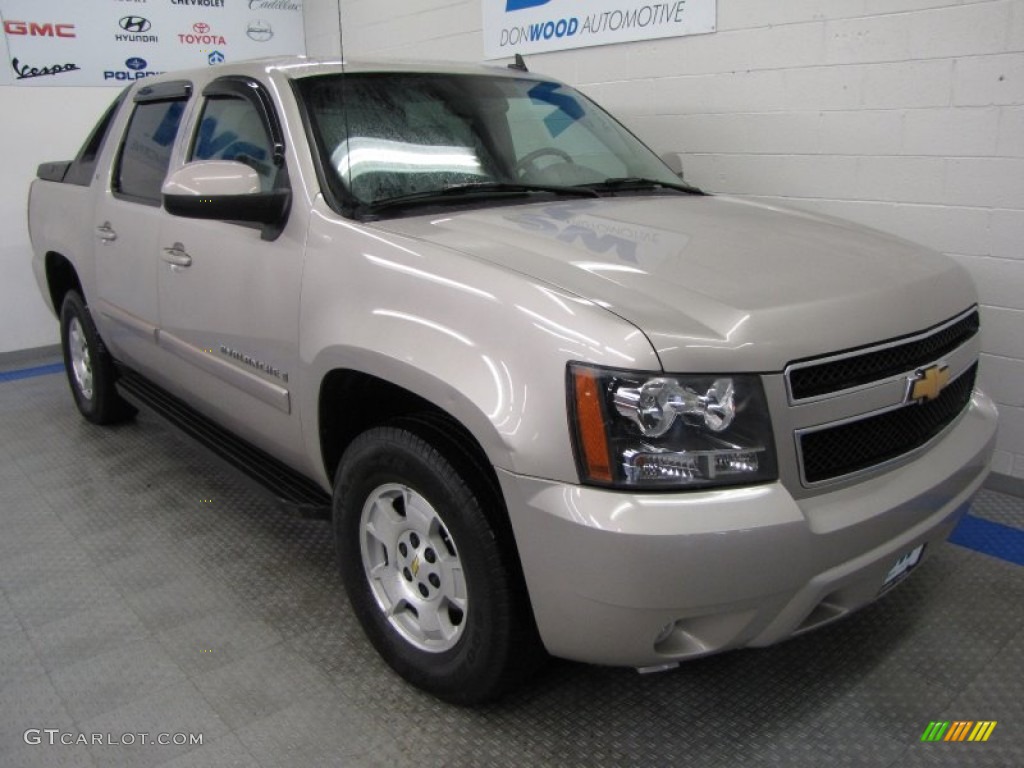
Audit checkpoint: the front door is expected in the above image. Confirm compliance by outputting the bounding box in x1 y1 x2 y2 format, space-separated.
155 76 305 463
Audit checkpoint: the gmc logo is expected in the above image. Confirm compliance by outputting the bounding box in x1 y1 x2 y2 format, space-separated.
3 21 77 38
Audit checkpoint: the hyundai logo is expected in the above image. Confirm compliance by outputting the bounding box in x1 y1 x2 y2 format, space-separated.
119 16 151 33
125 57 147 71
193 22 210 34
246 19 273 42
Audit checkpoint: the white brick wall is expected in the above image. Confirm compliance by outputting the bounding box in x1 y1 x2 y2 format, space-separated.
305 0 1024 483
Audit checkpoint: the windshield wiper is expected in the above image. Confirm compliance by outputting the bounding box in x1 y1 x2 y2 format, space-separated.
363 181 599 214
576 177 705 195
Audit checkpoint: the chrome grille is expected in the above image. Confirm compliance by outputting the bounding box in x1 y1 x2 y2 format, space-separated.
799 364 976 484
787 309 979 402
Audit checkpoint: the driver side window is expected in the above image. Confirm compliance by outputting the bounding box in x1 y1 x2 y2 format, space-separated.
190 95 277 191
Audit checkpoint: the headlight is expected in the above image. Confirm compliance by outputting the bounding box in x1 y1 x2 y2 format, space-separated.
568 363 778 489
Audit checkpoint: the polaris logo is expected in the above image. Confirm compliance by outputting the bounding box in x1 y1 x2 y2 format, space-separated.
116 16 158 42
3 21 76 38
104 57 162 80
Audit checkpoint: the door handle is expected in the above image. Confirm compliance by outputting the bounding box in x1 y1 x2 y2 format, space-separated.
95 222 117 243
161 243 192 268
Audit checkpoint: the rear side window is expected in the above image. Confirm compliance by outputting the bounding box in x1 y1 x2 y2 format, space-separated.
115 100 187 203
65 92 127 187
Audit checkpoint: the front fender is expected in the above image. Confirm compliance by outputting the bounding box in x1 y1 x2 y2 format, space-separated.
298 197 661 484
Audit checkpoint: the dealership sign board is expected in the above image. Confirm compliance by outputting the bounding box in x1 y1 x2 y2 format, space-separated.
0 0 306 87
483 0 716 59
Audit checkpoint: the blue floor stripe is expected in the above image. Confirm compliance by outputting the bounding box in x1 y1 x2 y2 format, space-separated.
0 363 64 383
949 514 1024 566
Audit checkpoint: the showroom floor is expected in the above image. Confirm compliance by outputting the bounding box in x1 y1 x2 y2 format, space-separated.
0 358 1021 768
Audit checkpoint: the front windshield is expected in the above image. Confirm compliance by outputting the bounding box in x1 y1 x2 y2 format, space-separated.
296 72 682 211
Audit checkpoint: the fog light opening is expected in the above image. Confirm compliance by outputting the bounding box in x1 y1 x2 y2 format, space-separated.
654 622 675 645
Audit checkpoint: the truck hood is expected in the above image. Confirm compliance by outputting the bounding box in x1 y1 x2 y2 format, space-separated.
369 195 977 371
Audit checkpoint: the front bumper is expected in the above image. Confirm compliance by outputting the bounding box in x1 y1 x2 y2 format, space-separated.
498 391 998 667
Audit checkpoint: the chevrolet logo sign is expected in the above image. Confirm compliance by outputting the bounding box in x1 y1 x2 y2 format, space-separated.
907 364 951 403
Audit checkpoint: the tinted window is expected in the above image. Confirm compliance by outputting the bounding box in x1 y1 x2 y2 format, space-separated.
298 73 679 209
116 100 186 202
66 92 126 187
191 96 276 191
505 92 629 180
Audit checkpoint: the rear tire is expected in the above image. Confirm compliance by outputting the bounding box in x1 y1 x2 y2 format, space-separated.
59 291 134 425
334 421 541 704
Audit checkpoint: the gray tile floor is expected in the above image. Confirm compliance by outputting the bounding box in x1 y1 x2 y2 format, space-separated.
1 367 1022 768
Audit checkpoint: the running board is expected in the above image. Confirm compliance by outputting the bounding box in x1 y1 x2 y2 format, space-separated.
116 366 331 519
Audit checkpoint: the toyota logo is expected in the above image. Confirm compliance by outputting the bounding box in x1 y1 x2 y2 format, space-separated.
119 16 151 33
125 57 147 71
193 22 210 34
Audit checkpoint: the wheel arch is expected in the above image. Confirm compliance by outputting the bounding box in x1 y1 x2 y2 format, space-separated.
44 251 84 314
317 364 538 626
317 366 506 499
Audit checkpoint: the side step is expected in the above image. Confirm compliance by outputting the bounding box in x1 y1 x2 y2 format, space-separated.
116 366 331 519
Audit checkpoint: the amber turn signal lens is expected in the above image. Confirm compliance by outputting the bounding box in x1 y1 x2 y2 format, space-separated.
572 368 613 483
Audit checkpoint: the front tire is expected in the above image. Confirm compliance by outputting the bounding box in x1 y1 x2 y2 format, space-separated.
334 422 540 704
59 291 133 425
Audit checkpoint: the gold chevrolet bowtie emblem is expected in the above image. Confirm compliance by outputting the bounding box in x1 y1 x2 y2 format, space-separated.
908 364 951 403
411 555 420 577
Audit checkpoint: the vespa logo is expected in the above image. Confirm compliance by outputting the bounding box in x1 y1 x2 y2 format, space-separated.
119 16 151 33
3 21 76 38
11 57 80 80
906 364 951 404
246 19 273 41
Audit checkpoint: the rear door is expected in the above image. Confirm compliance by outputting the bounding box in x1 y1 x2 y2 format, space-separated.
93 81 192 376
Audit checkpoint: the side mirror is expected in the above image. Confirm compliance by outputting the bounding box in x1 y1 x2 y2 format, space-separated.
162 160 289 230
659 152 685 180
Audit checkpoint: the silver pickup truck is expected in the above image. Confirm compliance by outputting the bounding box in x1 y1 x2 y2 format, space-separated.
29 56 997 704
